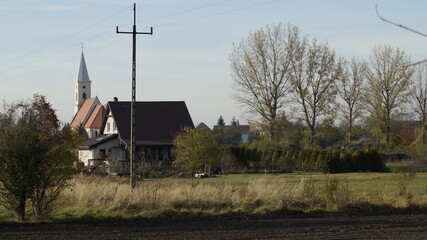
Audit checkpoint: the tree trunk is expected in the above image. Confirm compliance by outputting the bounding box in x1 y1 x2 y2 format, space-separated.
422 118 426 145
18 198 26 221
348 111 353 143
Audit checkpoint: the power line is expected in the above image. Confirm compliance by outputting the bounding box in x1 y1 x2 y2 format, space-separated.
376 4 427 38
0 5 131 68
139 0 231 23
0 38 126 83
1 1 283 81
0 1 233 77
157 0 282 27
375 4 427 66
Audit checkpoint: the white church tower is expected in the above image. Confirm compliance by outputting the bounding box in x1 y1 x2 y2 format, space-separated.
74 52 91 116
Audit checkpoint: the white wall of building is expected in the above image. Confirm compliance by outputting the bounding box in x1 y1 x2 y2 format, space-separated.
104 115 118 134
79 137 125 166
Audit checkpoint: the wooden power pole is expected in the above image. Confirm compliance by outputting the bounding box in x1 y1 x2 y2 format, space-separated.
116 3 153 189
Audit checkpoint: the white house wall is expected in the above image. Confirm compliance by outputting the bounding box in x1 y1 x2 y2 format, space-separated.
104 115 118 134
86 128 100 139
79 137 125 166
79 150 94 166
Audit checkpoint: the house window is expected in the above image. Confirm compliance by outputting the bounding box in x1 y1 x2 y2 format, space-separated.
107 123 110 132
83 92 86 99
113 122 117 131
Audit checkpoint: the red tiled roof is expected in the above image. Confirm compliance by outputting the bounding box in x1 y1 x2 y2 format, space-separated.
84 105 105 129
70 98 97 128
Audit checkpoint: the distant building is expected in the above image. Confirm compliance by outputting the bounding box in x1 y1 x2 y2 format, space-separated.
70 51 195 174
78 100 194 174
196 122 211 131
213 124 251 144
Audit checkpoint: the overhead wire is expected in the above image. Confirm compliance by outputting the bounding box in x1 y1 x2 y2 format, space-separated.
0 0 234 79
156 0 282 27
1 0 283 82
375 4 427 66
0 5 132 68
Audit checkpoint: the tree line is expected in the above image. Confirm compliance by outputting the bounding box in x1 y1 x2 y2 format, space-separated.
230 22 427 147
173 22 427 175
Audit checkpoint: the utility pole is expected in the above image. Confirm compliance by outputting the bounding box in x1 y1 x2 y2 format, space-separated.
116 3 153 190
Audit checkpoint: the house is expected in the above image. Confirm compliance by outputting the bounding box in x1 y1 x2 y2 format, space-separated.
78 99 194 174
213 124 251 144
71 51 194 174
196 122 211 131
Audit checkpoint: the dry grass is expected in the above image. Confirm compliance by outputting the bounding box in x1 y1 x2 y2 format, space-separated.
1 173 426 221
45 172 427 220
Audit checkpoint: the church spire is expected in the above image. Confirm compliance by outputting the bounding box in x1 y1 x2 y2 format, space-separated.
74 50 92 116
77 51 90 82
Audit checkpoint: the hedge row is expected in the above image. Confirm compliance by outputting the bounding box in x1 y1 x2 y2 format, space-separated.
227 146 385 173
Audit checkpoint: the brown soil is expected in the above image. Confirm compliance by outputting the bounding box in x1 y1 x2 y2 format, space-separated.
1 212 426 239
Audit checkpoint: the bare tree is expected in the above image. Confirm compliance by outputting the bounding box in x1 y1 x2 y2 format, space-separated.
337 58 366 143
411 64 427 144
289 38 342 146
230 23 300 139
365 45 413 146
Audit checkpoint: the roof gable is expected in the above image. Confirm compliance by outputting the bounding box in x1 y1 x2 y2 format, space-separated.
107 101 194 145
84 105 105 129
70 97 101 128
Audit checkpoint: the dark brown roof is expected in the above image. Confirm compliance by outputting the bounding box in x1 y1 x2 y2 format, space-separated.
107 101 194 146
79 134 118 150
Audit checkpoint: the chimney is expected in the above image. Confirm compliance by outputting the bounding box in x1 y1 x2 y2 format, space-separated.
113 97 118 103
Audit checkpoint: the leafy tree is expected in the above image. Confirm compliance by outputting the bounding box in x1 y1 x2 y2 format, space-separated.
217 115 225 126
212 126 242 145
0 95 77 220
365 45 413 146
230 23 299 139
0 111 45 221
338 58 366 143
410 63 427 144
290 38 343 146
173 127 220 174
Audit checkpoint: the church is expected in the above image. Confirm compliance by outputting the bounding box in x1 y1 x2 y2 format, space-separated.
70 52 194 174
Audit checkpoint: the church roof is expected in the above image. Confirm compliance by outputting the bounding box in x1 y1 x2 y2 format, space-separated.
70 97 100 128
77 52 90 82
104 101 194 146
84 105 105 129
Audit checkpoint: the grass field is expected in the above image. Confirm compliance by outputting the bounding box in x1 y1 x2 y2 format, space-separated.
1 172 426 221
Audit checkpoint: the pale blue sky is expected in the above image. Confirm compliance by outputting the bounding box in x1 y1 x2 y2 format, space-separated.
1 0 426 128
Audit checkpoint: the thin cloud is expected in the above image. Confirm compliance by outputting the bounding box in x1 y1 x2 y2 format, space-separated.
41 5 79 11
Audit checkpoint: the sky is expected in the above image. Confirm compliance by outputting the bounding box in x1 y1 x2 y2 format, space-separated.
1 0 427 128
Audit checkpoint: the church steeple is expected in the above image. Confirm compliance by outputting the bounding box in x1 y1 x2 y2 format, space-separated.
74 51 92 116
77 52 90 82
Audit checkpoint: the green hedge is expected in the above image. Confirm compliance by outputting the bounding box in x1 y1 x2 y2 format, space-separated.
227 146 385 173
